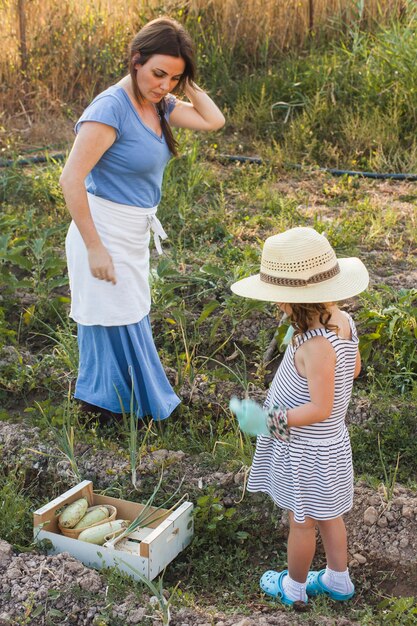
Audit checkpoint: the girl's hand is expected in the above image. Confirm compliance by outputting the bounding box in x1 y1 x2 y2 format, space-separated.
229 397 270 436
87 243 117 284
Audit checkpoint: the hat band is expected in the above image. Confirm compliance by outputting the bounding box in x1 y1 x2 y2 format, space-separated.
260 262 340 287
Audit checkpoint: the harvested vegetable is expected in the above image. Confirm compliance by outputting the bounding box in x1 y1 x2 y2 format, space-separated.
78 519 129 545
73 506 109 529
58 497 88 528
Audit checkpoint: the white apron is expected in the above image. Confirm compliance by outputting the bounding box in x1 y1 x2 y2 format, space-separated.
65 193 167 326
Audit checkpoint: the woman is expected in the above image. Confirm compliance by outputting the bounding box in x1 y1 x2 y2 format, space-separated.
61 17 225 421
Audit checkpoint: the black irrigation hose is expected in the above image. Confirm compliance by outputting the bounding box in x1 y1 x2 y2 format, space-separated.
1 151 417 181
217 154 417 181
0 153 66 167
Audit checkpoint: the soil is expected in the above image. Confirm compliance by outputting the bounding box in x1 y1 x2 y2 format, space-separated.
0 417 416 625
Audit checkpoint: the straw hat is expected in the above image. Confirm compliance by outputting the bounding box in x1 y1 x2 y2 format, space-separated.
231 227 369 303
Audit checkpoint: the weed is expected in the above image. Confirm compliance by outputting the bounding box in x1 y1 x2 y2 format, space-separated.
377 596 417 625
193 487 249 546
350 393 417 485
0 469 37 548
358 287 417 393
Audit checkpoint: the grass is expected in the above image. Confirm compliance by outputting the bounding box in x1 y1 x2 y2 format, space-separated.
3 4 417 171
0 470 39 548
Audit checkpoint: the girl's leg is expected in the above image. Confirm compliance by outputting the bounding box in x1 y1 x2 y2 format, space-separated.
316 516 354 595
287 511 317 582
317 516 347 571
277 511 316 603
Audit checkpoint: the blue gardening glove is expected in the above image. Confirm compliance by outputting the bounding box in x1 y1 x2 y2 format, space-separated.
229 397 270 436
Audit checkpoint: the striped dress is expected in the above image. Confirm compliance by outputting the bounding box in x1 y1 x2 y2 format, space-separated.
247 313 358 523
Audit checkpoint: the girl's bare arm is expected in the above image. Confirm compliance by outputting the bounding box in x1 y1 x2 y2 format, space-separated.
287 337 336 428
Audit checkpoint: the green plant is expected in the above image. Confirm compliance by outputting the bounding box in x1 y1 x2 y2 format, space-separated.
0 470 36 548
350 394 417 485
117 562 178 626
105 471 186 550
358 288 417 393
35 389 82 484
377 596 417 625
193 487 249 547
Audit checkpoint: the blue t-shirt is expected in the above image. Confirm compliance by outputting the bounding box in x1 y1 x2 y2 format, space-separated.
75 86 177 207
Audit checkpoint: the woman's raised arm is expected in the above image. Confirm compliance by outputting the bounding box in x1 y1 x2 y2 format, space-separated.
169 81 225 131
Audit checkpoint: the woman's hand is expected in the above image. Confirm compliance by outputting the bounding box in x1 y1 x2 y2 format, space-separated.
87 243 117 284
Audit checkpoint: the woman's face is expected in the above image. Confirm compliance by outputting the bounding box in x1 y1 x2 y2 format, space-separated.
134 54 186 103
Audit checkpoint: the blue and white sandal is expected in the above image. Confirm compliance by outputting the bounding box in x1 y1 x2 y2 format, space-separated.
260 570 307 606
306 569 355 601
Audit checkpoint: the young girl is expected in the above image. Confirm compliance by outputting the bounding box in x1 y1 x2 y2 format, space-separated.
229 226 369 606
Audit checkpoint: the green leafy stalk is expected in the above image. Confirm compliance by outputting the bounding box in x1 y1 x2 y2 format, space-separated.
115 561 179 626
105 471 186 547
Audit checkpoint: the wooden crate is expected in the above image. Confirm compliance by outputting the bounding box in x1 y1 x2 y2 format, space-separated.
33 480 193 581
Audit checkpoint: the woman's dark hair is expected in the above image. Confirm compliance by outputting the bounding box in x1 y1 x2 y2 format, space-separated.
288 302 338 339
129 17 196 156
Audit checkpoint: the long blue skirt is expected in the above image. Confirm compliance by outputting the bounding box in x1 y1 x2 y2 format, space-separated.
74 315 180 420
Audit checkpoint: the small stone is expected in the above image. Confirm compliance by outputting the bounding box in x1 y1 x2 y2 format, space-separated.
368 495 380 506
402 505 414 519
232 619 252 626
65 560 85 574
377 516 388 528
234 473 245 484
149 596 159 607
6 567 21 579
353 553 367 564
349 559 359 568
127 608 146 623
78 571 102 593
364 506 378 525
388 546 400 559
0 542 13 570
399 537 409 548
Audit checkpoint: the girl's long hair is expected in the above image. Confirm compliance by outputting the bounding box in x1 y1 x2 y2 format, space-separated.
129 17 196 156
288 302 338 339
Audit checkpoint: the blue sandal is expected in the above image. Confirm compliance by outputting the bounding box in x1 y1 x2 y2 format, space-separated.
260 570 307 606
306 570 355 601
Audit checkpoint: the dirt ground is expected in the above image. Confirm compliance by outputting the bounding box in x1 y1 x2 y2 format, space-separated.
0 416 416 625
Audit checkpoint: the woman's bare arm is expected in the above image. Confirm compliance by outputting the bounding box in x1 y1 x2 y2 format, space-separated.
169 82 225 131
60 122 117 283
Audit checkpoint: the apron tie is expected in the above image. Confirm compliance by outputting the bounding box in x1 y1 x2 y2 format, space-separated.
147 214 168 255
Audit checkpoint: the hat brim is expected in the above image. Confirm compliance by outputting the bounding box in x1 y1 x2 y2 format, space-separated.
231 257 369 303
